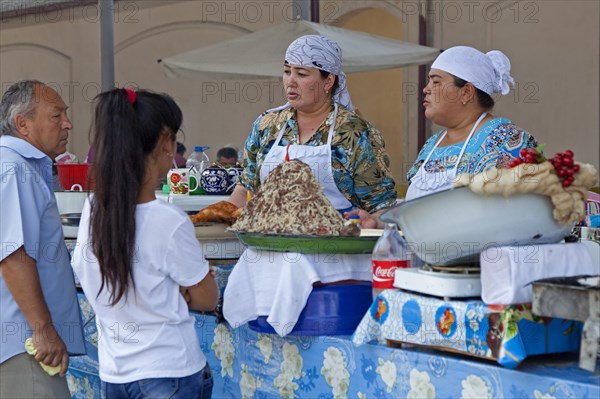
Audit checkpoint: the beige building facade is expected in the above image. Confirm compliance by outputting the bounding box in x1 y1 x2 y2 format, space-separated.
1 0 598 183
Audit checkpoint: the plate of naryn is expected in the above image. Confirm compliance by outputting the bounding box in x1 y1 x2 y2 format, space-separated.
232 231 379 254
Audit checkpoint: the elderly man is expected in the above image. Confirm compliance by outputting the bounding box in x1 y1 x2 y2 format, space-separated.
0 80 85 398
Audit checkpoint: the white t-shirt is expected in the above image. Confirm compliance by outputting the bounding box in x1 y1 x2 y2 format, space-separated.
72 198 209 383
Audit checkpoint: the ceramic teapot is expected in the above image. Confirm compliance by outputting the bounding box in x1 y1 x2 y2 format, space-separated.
225 162 243 194
200 163 229 195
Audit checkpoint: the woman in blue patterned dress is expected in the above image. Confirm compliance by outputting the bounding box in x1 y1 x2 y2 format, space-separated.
228 35 397 219
404 45 539 201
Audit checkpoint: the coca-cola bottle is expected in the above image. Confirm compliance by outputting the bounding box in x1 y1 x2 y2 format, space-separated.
372 223 412 299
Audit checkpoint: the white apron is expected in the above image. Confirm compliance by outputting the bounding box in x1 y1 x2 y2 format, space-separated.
405 112 487 201
259 103 353 211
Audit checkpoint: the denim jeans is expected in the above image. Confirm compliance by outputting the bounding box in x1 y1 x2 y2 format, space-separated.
102 363 213 399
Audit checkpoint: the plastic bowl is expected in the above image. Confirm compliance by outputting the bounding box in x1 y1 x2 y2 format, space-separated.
381 187 573 265
57 164 94 191
248 282 372 336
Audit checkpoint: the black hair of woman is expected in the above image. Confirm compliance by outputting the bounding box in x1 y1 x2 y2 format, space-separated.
453 76 495 110
90 88 182 305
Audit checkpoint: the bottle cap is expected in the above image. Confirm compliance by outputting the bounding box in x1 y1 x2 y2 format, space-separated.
194 146 210 152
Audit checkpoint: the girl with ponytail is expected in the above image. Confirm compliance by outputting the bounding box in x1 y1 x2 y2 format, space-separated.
72 88 217 398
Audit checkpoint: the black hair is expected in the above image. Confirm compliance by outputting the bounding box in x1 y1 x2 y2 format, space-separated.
319 70 339 97
453 76 495 110
176 141 186 155
217 146 238 160
90 88 182 305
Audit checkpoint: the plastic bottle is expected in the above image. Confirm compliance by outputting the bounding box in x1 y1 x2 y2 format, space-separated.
371 223 412 299
186 146 210 173
348 215 361 228
186 146 210 195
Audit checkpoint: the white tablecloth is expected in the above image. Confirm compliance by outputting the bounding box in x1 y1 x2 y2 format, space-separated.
480 242 599 305
223 249 371 336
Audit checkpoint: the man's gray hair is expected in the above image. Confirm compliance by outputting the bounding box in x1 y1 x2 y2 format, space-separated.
0 80 44 136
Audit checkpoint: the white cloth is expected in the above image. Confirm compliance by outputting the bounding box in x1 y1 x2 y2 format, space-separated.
223 249 371 336
284 34 354 111
72 198 209 383
405 112 487 201
480 242 600 305
431 46 514 95
259 102 352 211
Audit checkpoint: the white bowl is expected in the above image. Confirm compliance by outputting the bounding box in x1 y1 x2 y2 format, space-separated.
381 187 573 265
55 191 89 238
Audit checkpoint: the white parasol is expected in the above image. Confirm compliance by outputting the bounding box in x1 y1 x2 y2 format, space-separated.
158 19 439 80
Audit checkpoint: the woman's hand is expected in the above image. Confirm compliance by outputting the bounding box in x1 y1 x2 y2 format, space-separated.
344 209 382 229
228 185 248 208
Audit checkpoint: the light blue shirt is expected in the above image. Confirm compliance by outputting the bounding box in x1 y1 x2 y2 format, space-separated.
0 135 85 363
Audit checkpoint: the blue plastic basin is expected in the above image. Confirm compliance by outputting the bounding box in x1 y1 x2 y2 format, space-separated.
248 282 372 336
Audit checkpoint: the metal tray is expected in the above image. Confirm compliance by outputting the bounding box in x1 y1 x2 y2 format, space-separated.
381 187 573 265
194 222 237 240
60 213 81 227
232 231 378 254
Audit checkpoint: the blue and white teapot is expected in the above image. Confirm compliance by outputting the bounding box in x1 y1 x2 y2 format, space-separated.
225 162 243 194
200 163 229 195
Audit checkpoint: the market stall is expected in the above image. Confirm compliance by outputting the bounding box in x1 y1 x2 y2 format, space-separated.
67 293 600 399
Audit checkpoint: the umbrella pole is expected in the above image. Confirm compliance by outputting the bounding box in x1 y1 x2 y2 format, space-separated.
310 0 320 22
292 0 310 20
417 14 427 150
100 0 115 92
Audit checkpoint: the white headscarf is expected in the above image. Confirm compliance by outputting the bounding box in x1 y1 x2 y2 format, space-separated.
284 35 354 111
431 46 514 95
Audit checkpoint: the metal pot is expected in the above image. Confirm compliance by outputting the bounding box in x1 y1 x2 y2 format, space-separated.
381 187 573 265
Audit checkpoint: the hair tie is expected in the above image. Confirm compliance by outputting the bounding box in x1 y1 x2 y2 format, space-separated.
124 88 137 105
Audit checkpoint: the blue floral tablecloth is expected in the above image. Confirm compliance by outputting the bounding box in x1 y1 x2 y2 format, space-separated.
68 292 599 399
352 289 583 369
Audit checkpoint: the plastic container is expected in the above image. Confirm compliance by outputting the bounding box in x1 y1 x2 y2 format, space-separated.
371 223 412 299
247 283 372 336
186 146 210 173
186 146 210 195
56 163 94 191
348 215 361 227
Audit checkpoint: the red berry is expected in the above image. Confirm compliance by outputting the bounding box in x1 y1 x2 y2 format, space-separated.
573 164 580 173
520 148 529 157
557 169 567 177
563 156 574 167
565 150 574 157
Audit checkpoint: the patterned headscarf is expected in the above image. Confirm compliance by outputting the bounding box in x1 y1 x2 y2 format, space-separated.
285 35 354 111
431 46 515 95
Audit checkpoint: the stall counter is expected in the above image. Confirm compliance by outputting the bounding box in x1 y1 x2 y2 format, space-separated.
67 291 599 399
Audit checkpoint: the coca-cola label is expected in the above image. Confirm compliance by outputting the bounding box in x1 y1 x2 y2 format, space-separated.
372 260 410 288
